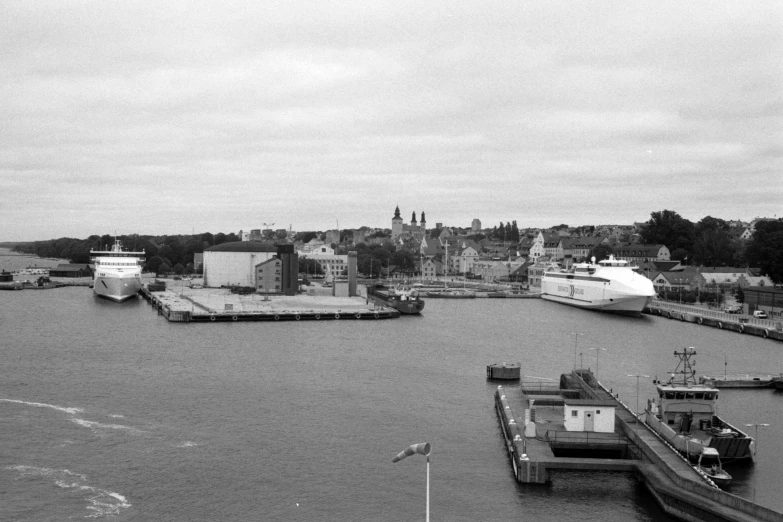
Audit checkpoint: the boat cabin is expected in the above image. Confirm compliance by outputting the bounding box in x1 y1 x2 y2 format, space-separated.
650 348 720 432
651 382 717 432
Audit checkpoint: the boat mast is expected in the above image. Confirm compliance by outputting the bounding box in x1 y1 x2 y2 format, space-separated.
670 347 699 386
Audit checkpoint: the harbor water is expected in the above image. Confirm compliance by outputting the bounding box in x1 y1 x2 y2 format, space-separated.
1 267 781 520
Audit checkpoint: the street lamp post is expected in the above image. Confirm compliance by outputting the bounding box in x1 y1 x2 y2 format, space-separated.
571 333 584 370
627 374 650 420
589 348 607 377
744 423 769 456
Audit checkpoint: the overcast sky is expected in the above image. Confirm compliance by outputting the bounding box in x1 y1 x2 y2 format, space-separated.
1 1 781 241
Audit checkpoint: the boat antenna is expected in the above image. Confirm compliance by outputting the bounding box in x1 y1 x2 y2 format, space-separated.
671 347 698 385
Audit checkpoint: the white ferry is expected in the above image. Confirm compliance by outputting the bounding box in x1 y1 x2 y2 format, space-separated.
90 240 145 302
644 347 754 464
540 255 655 315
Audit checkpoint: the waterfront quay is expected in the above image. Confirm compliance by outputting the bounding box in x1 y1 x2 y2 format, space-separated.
646 300 783 342
140 285 399 322
495 370 783 522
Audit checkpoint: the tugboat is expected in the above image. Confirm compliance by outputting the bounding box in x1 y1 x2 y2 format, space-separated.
644 347 754 464
366 284 425 315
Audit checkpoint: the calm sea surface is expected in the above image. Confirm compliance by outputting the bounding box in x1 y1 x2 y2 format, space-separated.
1 250 781 521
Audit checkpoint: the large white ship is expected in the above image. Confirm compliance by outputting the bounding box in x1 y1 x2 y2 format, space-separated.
90 240 145 302
540 255 655 314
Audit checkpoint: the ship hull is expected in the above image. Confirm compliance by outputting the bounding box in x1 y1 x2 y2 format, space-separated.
541 271 654 314
93 273 142 302
367 286 425 314
540 292 652 314
644 412 754 464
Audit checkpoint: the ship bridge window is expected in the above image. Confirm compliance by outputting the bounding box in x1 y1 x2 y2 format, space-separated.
685 392 695 400
675 392 685 400
664 392 675 399
694 393 704 400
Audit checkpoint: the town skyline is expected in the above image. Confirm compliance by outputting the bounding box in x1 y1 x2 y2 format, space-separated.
2 2 781 242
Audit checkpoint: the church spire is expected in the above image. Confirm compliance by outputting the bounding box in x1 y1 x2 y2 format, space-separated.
411 211 417 225
393 205 401 219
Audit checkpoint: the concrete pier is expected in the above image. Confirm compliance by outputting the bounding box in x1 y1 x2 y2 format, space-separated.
140 286 400 322
495 371 783 522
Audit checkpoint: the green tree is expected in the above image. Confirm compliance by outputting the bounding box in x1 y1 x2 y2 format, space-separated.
745 220 783 283
640 210 695 258
146 255 165 274
692 216 735 266
172 263 185 275
590 244 613 261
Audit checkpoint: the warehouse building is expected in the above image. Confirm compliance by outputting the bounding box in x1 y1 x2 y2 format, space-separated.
203 242 279 288
203 242 299 295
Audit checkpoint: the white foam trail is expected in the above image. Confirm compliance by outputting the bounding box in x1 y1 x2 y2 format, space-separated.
0 398 83 415
176 441 197 448
6 465 131 517
71 418 143 433
8 465 87 482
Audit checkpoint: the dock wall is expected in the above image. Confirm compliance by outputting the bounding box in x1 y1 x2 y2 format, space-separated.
646 302 783 342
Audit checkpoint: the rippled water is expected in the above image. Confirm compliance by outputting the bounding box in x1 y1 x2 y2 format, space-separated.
1 274 781 520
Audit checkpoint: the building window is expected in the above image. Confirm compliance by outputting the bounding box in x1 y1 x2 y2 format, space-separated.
571 410 578 417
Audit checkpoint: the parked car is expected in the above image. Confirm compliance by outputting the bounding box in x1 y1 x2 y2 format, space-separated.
724 305 742 314
753 310 768 319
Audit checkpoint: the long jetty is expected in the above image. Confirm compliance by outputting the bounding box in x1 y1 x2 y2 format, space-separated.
495 370 783 522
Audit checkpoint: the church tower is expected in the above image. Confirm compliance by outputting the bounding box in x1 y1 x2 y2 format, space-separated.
392 206 403 239
411 211 417 226
420 211 426 231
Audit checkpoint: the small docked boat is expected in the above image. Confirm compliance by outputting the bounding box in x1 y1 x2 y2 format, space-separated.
696 447 732 488
644 347 754 464
772 374 783 390
366 284 425 315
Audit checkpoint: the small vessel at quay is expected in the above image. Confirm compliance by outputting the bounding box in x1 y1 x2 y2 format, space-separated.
366 284 425 314
644 347 754 464
540 255 655 315
90 240 145 302
696 447 732 488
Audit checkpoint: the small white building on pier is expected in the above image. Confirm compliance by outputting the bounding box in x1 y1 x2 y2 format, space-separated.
563 398 616 433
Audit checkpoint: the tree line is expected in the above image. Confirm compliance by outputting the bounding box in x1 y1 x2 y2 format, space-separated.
638 210 782 282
